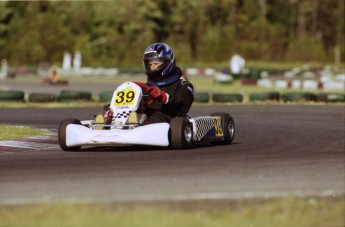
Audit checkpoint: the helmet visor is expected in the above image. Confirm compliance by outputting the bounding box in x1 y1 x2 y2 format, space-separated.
143 57 170 73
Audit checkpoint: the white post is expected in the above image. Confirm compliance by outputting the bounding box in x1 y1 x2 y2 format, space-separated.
0 59 8 79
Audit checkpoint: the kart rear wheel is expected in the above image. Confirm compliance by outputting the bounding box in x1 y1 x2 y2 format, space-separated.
169 117 193 149
58 118 82 151
211 113 235 145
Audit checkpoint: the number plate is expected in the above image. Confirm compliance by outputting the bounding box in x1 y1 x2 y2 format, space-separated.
114 90 136 106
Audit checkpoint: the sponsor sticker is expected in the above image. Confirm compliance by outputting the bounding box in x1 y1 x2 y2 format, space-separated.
213 117 223 136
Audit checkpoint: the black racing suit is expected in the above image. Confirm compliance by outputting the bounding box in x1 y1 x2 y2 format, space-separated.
143 67 194 125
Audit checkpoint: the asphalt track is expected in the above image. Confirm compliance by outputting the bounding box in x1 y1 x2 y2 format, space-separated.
0 104 344 205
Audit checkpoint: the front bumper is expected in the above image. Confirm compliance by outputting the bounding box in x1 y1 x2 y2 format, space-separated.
66 123 170 147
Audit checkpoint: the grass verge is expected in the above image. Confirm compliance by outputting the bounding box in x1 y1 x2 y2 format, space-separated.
0 124 47 140
0 197 343 227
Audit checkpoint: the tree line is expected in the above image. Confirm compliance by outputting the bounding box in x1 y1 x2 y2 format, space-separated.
0 0 343 68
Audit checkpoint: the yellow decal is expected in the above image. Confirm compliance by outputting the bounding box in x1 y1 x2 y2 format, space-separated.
94 114 105 130
213 117 223 136
114 89 136 106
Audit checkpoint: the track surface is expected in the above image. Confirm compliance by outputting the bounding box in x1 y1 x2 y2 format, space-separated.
0 105 344 205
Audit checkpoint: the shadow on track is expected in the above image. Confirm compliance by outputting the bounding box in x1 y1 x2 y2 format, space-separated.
77 142 240 153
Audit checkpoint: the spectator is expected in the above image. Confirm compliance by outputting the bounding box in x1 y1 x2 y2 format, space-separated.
230 53 245 74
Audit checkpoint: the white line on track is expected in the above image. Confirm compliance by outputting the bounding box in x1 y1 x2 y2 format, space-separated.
0 129 58 151
0 190 340 205
0 141 58 149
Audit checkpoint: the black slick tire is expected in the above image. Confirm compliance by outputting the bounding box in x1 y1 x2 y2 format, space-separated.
28 93 55 103
249 92 280 102
169 117 193 149
211 112 235 145
58 118 82 151
212 93 243 103
194 92 210 103
282 92 316 102
0 90 25 101
99 91 114 102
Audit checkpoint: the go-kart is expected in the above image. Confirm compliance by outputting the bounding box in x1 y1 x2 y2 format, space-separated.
58 81 235 151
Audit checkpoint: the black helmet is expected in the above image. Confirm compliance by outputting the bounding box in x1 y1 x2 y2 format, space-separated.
143 43 176 81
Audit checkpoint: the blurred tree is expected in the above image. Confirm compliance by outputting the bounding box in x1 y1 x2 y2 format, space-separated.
334 0 344 65
4 1 73 64
0 0 343 67
140 0 173 42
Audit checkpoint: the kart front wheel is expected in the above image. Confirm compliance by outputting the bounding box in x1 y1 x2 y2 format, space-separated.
169 117 193 149
58 118 82 151
211 112 235 145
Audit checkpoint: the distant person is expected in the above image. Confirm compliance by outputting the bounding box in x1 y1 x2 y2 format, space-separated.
62 51 72 71
230 53 245 74
0 59 8 78
73 50 82 71
49 68 61 83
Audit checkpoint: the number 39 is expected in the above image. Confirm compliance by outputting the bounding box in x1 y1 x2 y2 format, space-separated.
115 91 135 104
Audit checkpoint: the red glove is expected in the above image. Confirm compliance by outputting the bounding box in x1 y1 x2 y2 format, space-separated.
133 81 151 90
133 81 154 106
133 82 168 104
148 86 168 104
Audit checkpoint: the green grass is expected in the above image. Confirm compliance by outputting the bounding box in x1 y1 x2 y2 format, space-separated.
0 124 47 140
0 197 343 227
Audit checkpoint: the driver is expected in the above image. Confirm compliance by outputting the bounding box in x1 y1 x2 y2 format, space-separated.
139 42 194 125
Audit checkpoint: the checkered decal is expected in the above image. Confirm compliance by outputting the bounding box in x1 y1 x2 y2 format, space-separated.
193 116 217 141
114 111 131 119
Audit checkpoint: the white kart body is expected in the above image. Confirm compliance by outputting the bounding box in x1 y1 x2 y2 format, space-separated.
65 82 170 147
59 82 235 150
66 123 170 147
